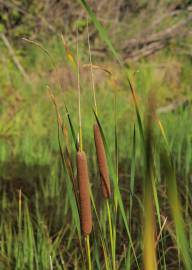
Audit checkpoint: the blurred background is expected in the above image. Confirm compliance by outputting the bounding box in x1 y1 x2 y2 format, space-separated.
0 0 192 187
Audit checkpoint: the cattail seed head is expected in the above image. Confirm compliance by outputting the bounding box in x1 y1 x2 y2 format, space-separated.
76 151 92 236
94 123 111 199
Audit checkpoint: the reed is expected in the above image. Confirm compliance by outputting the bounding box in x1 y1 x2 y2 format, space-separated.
76 150 92 236
94 123 111 199
143 93 157 270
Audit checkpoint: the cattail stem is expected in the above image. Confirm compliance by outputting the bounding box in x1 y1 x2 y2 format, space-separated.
87 17 97 116
106 200 116 270
76 151 92 236
86 235 92 270
94 123 111 198
76 27 83 151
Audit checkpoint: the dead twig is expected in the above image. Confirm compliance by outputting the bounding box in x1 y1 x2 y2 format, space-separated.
0 33 29 82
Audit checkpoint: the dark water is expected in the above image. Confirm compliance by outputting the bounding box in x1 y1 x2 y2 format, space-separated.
0 161 50 198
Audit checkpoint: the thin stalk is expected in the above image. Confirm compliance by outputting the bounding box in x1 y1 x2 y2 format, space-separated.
18 189 22 236
18 189 22 269
76 28 83 151
106 200 116 270
112 91 118 269
129 125 136 222
86 235 92 270
87 17 97 115
114 92 119 211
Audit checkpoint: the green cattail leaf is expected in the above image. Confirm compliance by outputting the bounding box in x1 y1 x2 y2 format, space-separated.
93 109 140 270
65 105 78 151
79 0 121 64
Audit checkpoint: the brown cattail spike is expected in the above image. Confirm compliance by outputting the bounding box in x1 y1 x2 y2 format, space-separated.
94 123 111 198
76 151 92 236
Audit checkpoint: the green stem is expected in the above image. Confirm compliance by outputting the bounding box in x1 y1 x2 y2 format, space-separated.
86 235 92 270
106 200 116 270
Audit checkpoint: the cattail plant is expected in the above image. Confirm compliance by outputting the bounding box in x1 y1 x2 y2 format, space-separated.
76 28 92 236
76 151 92 236
93 123 111 199
87 18 114 269
76 27 92 270
86 18 111 200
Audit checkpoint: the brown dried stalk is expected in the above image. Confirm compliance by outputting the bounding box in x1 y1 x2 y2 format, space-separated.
94 123 111 199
